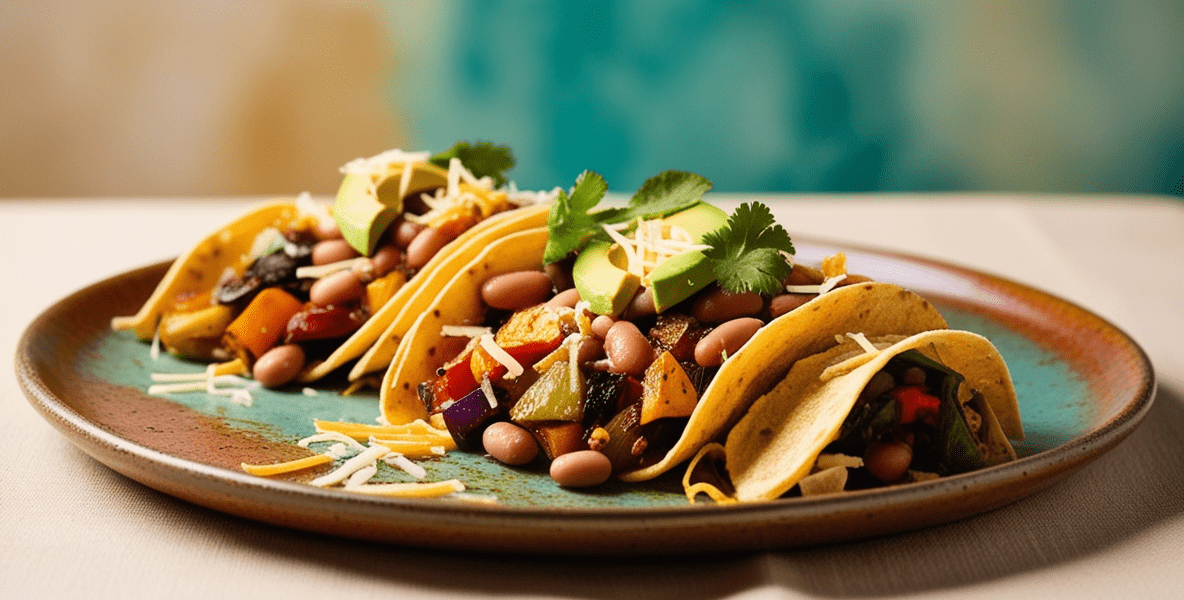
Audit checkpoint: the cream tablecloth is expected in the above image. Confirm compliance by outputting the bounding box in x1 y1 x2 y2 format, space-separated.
4 195 1182 599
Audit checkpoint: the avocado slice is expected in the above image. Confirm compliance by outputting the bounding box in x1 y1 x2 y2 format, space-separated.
332 162 449 256
571 202 727 317
572 241 641 317
647 202 728 312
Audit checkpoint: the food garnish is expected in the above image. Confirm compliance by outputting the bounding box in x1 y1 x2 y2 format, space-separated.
701 202 796 295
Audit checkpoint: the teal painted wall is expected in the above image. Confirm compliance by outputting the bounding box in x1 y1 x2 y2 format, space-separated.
382 1 1184 197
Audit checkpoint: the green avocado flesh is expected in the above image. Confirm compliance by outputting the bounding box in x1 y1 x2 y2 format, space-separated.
333 166 448 256
573 241 640 317
572 202 727 316
647 202 727 312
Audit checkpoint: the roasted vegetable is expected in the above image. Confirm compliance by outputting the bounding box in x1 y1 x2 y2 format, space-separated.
222 287 304 363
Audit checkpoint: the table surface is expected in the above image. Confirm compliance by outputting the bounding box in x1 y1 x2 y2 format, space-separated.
4 194 1182 600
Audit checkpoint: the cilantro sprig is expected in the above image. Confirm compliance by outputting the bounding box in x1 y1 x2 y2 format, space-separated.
430 141 515 188
543 170 712 264
701 202 795 295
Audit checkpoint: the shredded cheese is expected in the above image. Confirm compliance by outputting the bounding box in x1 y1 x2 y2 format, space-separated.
297 431 368 453
846 332 879 355
441 325 493 338
478 333 524 378
241 454 334 476
295 257 369 280
310 443 391 488
150 323 161 360
344 464 379 488
601 218 706 285
479 375 498 408
382 454 428 479
817 274 847 295
343 479 465 498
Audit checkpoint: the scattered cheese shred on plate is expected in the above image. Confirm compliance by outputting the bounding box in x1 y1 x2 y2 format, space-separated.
314 419 452 443
241 454 333 476
310 444 391 488
344 479 466 498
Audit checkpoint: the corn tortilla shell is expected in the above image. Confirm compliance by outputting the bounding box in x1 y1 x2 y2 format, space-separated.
618 282 950 482
303 202 550 382
111 201 303 340
724 329 1023 502
381 227 550 424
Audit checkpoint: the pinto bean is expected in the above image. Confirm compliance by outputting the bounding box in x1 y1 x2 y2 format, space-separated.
690 286 763 323
694 317 763 367
315 217 343 241
833 274 874 288
784 265 824 286
545 259 575 292
252 344 306 388
350 257 376 284
864 440 913 483
309 270 364 306
311 239 360 266
604 321 654 376
550 450 613 488
481 271 554 310
405 227 452 269
621 287 656 320
371 244 403 277
576 336 606 366
901 366 927 386
482 422 539 466
768 293 815 319
545 287 581 309
391 219 426 249
590 315 615 339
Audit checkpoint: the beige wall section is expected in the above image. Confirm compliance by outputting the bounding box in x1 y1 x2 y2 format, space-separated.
0 1 403 197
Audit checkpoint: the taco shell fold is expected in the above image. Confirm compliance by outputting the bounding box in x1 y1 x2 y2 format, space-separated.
303 203 550 383
618 282 950 482
111 201 304 340
721 329 1023 502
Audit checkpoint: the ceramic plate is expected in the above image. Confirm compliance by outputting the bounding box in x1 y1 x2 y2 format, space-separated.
16 240 1154 555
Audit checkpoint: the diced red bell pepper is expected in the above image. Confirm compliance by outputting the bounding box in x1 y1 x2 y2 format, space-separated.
284 303 367 343
432 348 479 411
890 385 941 425
469 304 576 381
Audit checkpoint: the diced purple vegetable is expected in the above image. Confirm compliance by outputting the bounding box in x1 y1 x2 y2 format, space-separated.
442 386 504 452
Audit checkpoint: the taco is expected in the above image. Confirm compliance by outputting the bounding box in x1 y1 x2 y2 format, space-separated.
113 144 553 388
380 170 951 486
685 329 1024 503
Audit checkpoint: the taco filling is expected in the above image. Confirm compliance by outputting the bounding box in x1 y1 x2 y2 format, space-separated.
402 170 888 487
122 143 547 388
686 330 1023 503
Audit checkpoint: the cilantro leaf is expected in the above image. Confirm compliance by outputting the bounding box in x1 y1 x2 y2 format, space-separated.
701 202 795 295
543 170 609 264
430 141 516 187
608 171 713 224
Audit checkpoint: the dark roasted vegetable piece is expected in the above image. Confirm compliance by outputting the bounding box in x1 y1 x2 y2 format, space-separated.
828 349 990 477
597 402 686 474
442 385 506 452
582 370 625 429
528 421 587 460
648 313 706 362
216 238 313 305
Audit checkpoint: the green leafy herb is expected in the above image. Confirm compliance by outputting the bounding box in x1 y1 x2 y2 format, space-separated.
701 202 795 295
543 170 713 263
600 171 713 224
430 141 516 187
543 171 609 264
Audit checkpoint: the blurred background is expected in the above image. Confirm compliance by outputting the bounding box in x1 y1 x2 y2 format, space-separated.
2 0 1182 198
